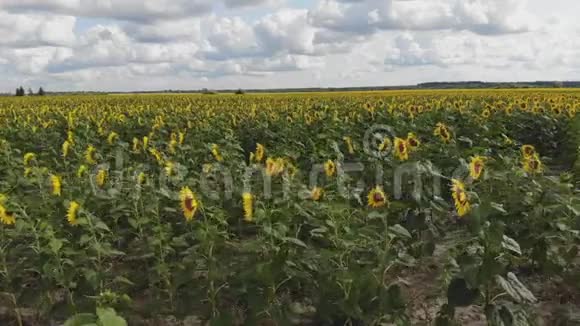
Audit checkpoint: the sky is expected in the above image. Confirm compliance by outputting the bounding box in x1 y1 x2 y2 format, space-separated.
0 0 579 92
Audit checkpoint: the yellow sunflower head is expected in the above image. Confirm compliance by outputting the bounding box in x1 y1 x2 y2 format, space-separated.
406 132 420 151
324 160 336 177
265 157 285 176
379 137 392 153
168 139 178 154
434 123 452 142
66 201 80 226
502 134 513 145
469 156 485 180
523 154 543 174
67 130 75 144
85 145 97 165
107 131 119 145
77 164 88 178
310 187 324 201
211 144 223 162
179 186 199 221
367 186 388 208
481 108 491 119
165 161 175 176
96 169 107 188
255 143 266 162
132 138 140 153
24 152 36 166
202 163 213 174
394 137 409 161
50 174 62 196
284 159 298 177
242 192 254 222
451 179 470 217
521 145 536 158
0 204 15 226
137 172 147 185
62 140 71 158
343 136 355 154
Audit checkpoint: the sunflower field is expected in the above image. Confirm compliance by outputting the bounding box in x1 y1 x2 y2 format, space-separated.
1 90 580 325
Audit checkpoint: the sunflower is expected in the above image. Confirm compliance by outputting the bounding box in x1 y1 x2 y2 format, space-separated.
434 123 451 143
406 132 420 151
167 138 178 154
137 172 147 185
107 132 119 145
66 201 80 226
324 160 336 177
62 140 71 158
523 154 543 174
566 106 576 119
85 145 97 165
132 138 140 153
367 186 388 208
520 145 535 159
502 134 513 145
67 130 75 144
77 165 88 178
364 102 374 112
142 136 149 150
343 136 355 154
481 108 491 119
96 169 107 188
179 186 199 221
310 187 324 201
284 159 298 178
379 137 392 153
50 175 62 196
0 205 15 226
178 132 185 145
242 192 254 222
254 143 266 162
451 179 470 217
266 157 285 176
394 137 409 161
469 156 485 180
23 152 36 166
165 161 175 176
211 144 223 162
202 163 213 174
149 148 163 164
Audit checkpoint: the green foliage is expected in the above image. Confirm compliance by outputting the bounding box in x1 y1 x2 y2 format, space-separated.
64 307 127 326
0 90 578 325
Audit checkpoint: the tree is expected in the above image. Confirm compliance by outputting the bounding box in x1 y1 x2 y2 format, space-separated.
38 87 45 96
28 88 34 96
15 86 25 96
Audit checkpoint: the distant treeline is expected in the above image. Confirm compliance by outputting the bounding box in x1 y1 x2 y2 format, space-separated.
416 81 580 89
3 81 580 96
113 81 580 94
